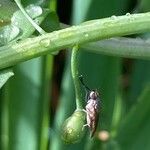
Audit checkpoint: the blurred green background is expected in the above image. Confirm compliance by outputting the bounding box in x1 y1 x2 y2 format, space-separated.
0 0 150 150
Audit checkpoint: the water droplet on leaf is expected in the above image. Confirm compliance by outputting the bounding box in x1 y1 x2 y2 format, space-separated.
26 5 43 18
40 39 51 48
0 25 21 45
126 13 131 16
84 33 89 38
111 15 117 20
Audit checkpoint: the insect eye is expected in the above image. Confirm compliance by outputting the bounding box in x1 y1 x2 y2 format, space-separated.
89 91 98 100
89 91 96 99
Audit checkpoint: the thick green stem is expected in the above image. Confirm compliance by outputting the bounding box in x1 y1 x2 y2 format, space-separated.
1 12 150 69
71 46 83 109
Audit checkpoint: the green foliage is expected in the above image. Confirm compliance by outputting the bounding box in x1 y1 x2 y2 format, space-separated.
117 85 150 150
0 69 14 89
0 0 150 150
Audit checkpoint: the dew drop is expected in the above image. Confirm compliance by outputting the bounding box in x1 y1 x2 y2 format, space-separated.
111 15 117 20
126 13 131 16
10 25 20 39
84 33 89 38
26 5 43 18
0 25 21 45
0 34 3 38
40 39 51 48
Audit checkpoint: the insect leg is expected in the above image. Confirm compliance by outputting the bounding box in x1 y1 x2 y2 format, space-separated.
79 75 91 91
82 123 90 130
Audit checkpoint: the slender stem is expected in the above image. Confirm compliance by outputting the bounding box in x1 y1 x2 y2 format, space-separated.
1 12 150 69
14 0 46 34
83 37 150 59
71 45 83 109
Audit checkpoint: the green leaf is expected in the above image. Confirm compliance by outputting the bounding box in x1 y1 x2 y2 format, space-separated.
127 60 150 108
0 69 14 89
7 58 45 150
3 55 53 150
0 4 49 46
0 0 18 27
0 2 60 150
12 5 47 38
140 0 150 12
0 25 20 46
116 84 150 150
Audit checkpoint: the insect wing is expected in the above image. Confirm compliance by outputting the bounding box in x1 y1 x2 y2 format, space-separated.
90 98 100 137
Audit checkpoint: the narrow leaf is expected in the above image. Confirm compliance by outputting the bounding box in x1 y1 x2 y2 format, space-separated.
116 84 150 150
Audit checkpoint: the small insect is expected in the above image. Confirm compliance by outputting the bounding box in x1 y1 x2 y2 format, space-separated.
79 76 100 137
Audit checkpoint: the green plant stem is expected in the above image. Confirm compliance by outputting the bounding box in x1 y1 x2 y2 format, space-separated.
14 0 46 34
83 37 150 59
1 12 150 69
60 23 150 59
71 45 83 109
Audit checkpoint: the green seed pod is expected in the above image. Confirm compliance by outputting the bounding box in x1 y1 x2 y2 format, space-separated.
61 110 86 144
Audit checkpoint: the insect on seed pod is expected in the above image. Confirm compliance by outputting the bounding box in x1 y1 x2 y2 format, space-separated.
61 110 86 144
79 75 100 137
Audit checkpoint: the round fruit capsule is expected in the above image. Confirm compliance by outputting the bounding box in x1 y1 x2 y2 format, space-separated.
61 110 86 144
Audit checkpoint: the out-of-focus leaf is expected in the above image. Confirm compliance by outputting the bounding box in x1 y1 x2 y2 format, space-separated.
21 0 44 7
11 4 48 39
0 2 59 150
4 56 53 150
8 58 43 150
126 0 150 108
0 4 49 46
0 0 18 27
116 84 150 150
127 60 150 108
50 63 76 150
140 0 150 12
41 11 60 32
11 5 48 39
0 25 20 46
39 56 53 150
5 56 53 150
0 69 14 89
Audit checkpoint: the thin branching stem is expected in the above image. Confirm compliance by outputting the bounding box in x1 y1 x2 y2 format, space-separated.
71 46 83 109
